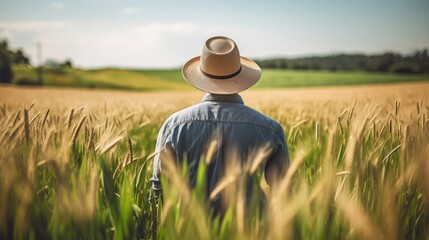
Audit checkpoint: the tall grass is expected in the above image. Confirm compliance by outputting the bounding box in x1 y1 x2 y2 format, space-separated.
0 91 428 239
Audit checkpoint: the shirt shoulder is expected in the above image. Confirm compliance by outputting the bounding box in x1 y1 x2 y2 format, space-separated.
163 101 284 140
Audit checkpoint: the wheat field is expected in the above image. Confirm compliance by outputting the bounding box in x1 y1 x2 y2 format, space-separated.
0 82 428 239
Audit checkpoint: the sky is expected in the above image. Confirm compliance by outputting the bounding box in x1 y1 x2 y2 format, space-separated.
0 0 428 68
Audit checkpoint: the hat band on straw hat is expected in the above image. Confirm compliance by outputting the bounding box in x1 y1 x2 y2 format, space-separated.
182 36 261 94
200 66 242 80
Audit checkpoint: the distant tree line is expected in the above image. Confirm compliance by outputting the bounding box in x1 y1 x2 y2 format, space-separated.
0 39 33 83
0 38 73 84
255 49 429 74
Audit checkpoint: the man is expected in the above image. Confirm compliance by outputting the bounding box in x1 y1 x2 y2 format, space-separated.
150 36 289 214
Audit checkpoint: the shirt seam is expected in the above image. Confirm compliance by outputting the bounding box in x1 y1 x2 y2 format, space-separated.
201 100 244 104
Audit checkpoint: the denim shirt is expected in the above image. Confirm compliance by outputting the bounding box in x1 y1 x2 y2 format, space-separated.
150 93 289 202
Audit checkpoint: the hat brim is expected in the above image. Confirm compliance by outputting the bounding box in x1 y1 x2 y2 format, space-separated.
182 56 261 94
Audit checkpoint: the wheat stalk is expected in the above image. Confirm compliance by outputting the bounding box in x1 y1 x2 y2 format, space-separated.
71 115 87 145
41 109 50 128
65 108 74 129
12 110 20 126
127 137 134 164
97 136 123 154
24 108 30 144
336 191 382 240
205 139 218 165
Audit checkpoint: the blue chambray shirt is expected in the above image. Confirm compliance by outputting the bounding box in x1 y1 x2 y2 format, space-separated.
150 93 289 204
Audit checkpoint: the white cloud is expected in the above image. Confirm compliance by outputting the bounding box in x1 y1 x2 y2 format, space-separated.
0 21 74 32
122 7 139 15
1 21 244 68
71 22 207 67
49 2 65 10
138 22 201 34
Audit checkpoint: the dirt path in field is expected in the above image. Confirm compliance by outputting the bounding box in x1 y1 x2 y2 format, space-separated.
1 82 428 116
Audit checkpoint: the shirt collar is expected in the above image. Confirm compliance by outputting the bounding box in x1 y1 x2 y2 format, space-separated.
201 93 244 104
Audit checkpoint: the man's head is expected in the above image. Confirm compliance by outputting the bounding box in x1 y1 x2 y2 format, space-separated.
182 36 261 94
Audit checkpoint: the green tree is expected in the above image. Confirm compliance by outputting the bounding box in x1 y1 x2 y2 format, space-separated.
14 49 31 65
61 59 73 68
374 52 395 72
0 40 13 83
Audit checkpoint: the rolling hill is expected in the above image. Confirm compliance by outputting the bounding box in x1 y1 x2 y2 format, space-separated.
11 66 429 91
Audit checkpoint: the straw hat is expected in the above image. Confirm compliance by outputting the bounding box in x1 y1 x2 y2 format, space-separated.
182 36 261 94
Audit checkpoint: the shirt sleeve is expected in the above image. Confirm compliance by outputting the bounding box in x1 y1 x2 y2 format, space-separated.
264 124 290 187
149 120 170 199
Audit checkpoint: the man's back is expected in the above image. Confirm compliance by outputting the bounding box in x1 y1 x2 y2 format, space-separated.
151 93 289 207
150 36 289 215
